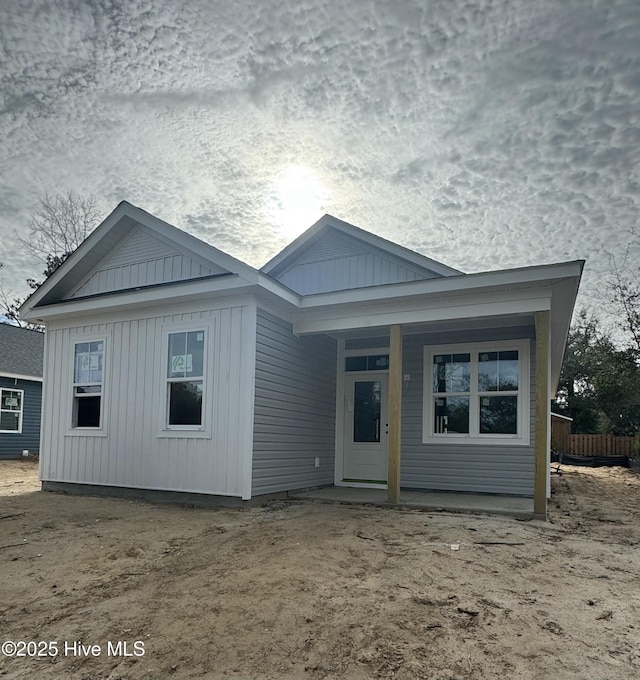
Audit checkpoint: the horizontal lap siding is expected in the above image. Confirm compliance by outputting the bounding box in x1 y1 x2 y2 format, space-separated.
252 310 336 495
0 377 41 459
41 299 255 498
401 327 536 496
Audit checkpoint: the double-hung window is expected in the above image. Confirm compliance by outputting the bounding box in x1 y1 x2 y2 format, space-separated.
73 340 104 428
0 389 23 433
424 340 529 445
166 330 205 428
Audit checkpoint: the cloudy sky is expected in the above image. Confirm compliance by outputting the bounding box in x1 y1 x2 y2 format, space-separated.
1 0 638 331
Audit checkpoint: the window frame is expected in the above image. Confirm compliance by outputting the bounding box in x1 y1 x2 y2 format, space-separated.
160 324 210 436
67 334 109 435
0 388 24 434
422 339 530 446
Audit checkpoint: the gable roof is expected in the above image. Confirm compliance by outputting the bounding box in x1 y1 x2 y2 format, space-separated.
262 214 463 280
16 200 583 395
0 323 44 380
20 201 262 313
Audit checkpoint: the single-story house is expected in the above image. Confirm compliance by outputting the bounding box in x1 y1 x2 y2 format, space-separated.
0 323 44 459
20 201 583 516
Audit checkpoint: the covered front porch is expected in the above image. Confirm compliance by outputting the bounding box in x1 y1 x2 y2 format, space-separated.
323 315 548 516
289 266 584 518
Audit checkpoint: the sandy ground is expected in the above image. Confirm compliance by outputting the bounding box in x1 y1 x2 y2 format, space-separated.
0 459 639 680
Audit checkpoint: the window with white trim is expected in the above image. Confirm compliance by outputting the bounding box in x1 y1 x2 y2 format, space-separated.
0 389 23 433
166 330 205 428
423 340 529 445
72 340 104 428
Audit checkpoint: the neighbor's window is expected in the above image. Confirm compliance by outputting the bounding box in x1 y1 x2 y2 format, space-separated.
167 330 205 427
73 341 104 428
425 342 528 444
0 389 23 433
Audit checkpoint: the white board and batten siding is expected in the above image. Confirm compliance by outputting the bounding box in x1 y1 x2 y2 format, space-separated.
41 296 256 499
272 230 438 295
252 309 337 495
69 226 225 299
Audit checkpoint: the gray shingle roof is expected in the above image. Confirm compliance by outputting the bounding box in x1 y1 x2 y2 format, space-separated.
0 323 44 378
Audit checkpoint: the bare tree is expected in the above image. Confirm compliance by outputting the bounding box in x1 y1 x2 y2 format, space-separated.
0 263 43 330
17 191 99 266
1 192 100 329
608 237 640 354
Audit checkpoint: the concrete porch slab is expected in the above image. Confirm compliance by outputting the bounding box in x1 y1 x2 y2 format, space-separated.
289 486 537 519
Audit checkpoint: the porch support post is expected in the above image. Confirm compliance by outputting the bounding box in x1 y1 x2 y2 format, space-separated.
387 324 403 503
534 310 550 517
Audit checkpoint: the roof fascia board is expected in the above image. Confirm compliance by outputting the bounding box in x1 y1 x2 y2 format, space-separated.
293 289 553 335
298 260 584 308
0 372 43 383
256 273 301 306
22 275 253 321
549 275 583 396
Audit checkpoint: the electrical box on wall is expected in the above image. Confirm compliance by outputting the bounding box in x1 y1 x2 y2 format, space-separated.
314 457 320 468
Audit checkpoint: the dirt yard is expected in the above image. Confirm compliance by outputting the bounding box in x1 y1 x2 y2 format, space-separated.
0 459 639 680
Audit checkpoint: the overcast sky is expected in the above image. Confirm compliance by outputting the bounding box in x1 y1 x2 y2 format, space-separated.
1 0 638 331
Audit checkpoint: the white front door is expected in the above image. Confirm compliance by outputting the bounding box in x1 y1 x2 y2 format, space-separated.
343 373 389 483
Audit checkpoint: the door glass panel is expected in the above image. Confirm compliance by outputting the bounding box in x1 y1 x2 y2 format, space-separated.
353 381 381 442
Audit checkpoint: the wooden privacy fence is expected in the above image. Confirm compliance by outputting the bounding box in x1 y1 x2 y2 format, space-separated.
567 434 636 457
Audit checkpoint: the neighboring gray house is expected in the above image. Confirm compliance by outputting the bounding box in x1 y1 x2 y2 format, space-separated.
0 323 44 459
20 201 583 515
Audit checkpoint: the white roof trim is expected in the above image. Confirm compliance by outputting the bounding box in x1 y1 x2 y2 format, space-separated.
20 201 261 316
24 276 256 321
298 260 584 308
261 214 463 277
293 290 553 335
0 372 43 383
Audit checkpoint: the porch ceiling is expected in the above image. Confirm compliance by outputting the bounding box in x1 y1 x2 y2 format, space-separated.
292 267 580 398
